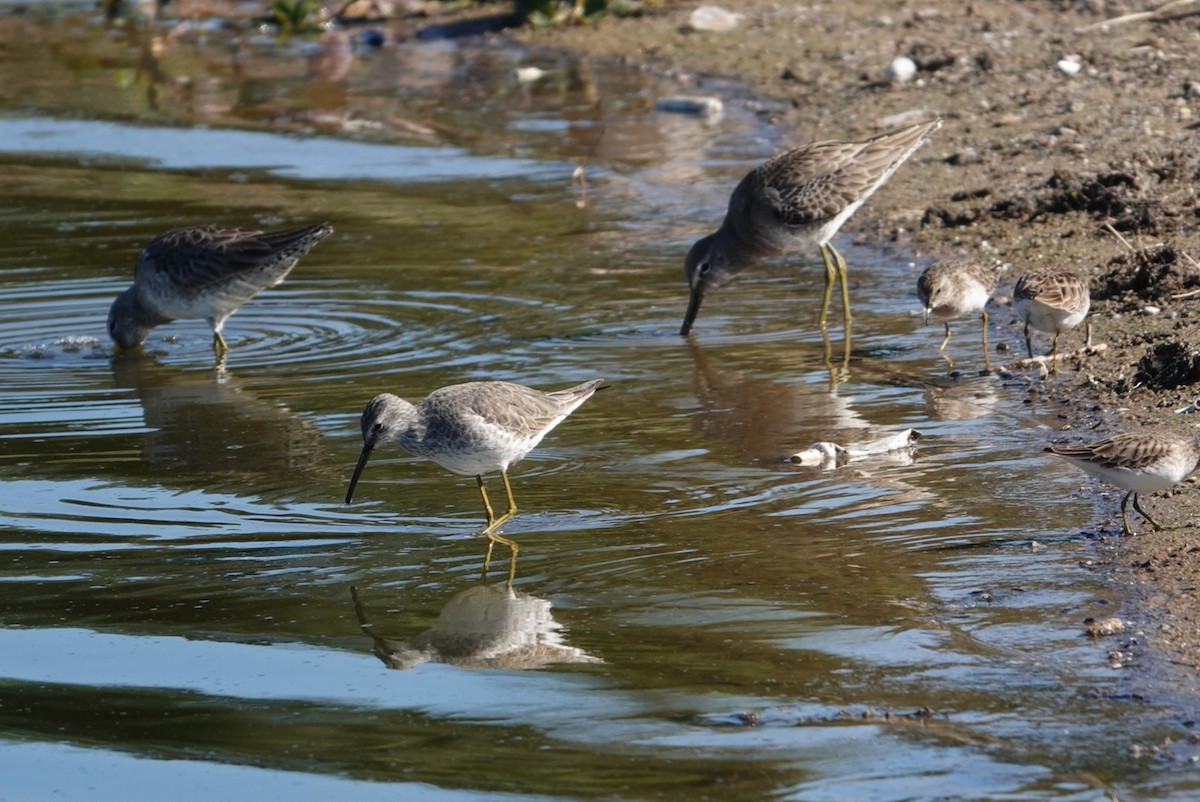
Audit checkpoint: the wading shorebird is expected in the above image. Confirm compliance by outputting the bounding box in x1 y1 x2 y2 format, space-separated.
680 118 943 336
1012 267 1091 373
916 259 1001 370
1047 431 1200 535
107 223 333 358
345 379 606 583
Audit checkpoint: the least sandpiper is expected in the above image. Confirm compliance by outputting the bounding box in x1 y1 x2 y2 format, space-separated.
1047 431 1200 535
680 118 943 335
108 223 333 357
1012 268 1090 373
345 379 606 583
916 259 1000 370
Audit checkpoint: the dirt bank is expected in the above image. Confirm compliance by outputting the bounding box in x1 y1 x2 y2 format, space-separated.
502 1 1200 682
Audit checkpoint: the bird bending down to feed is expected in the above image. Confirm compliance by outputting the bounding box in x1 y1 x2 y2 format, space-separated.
344 379 606 584
1047 432 1200 536
680 117 943 336
916 259 1001 370
1012 268 1090 373
107 223 333 358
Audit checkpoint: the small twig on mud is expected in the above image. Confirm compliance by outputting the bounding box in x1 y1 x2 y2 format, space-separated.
1170 252 1200 298
1077 0 1200 31
1102 222 1136 254
995 342 1107 375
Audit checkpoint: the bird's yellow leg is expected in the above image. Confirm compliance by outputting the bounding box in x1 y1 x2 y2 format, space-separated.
938 322 954 369
1050 333 1061 375
1119 492 1135 536
818 245 837 329
476 475 497 528
1023 322 1033 360
830 244 852 327
479 472 520 583
212 331 228 358
1131 493 1164 531
980 310 991 371
480 531 520 585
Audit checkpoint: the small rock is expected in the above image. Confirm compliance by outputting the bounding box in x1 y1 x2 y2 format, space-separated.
1085 616 1126 637
885 56 917 84
689 4 743 31
654 95 724 119
1142 305 1161 316
1057 58 1082 75
514 66 546 84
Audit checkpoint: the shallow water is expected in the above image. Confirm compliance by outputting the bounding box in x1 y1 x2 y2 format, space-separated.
1 11 1197 802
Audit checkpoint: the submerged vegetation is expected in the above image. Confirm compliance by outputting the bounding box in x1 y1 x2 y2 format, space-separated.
272 0 324 34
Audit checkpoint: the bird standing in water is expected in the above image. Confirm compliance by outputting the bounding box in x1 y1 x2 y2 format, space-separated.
345 378 606 584
680 118 942 336
107 223 333 358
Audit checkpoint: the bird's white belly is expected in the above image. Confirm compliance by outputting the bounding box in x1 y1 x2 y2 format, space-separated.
931 283 991 319
1014 297 1087 334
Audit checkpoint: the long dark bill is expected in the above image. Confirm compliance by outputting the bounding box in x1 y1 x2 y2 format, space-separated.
679 286 705 336
345 443 374 504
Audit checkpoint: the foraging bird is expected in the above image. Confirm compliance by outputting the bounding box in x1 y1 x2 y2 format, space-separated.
345 379 606 583
916 259 1001 370
1047 432 1200 535
680 118 943 336
1012 268 1090 373
107 223 333 357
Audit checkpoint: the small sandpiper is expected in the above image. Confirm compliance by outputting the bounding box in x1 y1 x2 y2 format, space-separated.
345 379 606 583
1047 431 1200 535
916 259 1001 370
680 118 943 336
107 223 333 357
1012 268 1090 373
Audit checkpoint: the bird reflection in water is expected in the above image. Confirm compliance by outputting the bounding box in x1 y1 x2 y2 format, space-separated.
687 337 869 465
110 354 323 479
351 584 601 671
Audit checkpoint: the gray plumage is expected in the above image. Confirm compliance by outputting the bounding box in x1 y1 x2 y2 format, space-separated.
1047 432 1200 535
345 378 606 584
681 118 943 335
107 223 333 354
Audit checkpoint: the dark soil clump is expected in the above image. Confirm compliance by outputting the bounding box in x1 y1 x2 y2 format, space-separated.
1133 341 1200 391
1093 245 1200 305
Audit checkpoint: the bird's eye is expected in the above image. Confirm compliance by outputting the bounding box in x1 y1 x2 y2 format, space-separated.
372 423 383 432
698 261 711 275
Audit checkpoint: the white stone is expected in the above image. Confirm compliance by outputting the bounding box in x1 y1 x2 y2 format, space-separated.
1056 58 1082 75
689 5 743 32
885 56 917 84
514 66 546 84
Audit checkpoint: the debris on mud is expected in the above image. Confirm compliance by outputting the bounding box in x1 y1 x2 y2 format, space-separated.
1093 244 1200 306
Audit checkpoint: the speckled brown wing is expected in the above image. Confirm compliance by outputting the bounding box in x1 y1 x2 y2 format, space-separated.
751 122 940 228
1013 269 1089 314
135 224 332 296
1049 433 1179 471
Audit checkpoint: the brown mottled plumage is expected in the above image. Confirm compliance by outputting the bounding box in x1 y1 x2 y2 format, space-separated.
107 223 333 356
681 118 943 335
1012 268 1091 372
1047 432 1200 535
916 259 1001 369
345 379 606 583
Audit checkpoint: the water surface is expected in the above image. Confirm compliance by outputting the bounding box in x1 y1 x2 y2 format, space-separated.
1 11 1195 801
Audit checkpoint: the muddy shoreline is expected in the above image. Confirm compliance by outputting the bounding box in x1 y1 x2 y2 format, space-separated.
500 2 1200 686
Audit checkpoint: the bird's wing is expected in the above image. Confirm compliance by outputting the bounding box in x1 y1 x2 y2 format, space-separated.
1051 435 1172 471
135 224 330 293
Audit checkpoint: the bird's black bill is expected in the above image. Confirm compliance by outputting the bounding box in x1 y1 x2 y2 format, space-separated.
680 287 704 336
345 444 374 504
